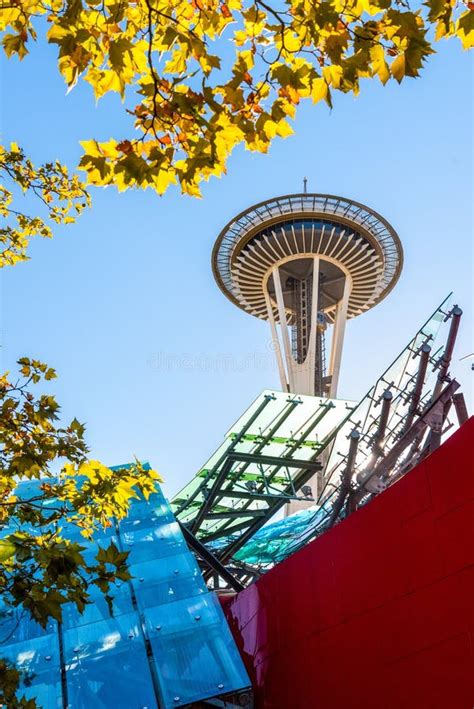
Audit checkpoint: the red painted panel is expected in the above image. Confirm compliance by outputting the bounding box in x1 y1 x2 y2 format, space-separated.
436 500 474 575
224 418 474 709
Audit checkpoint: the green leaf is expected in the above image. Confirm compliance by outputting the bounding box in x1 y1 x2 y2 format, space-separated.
0 540 15 562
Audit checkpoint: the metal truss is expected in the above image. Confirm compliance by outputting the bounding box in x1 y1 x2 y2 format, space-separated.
230 296 468 577
179 522 245 593
172 393 353 567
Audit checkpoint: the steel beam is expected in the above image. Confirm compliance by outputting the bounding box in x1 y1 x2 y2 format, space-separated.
372 389 393 456
179 522 244 593
227 451 323 470
190 458 234 533
206 509 266 520
215 489 297 502
209 461 320 570
201 518 254 544
222 398 301 481
401 343 431 435
189 444 321 535
432 306 462 400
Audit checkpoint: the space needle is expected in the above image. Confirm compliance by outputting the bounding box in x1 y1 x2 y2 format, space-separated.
212 190 403 398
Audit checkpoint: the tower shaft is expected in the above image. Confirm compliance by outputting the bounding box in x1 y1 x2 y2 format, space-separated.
267 257 350 398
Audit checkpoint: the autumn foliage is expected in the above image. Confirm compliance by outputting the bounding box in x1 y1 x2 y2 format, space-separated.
0 0 472 263
0 0 472 202
0 360 162 624
0 144 90 266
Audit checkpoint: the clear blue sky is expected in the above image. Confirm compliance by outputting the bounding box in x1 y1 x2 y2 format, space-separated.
0 37 472 499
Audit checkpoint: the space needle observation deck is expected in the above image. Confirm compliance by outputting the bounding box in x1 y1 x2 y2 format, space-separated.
212 193 403 397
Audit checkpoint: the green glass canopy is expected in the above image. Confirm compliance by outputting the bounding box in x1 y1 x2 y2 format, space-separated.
171 392 353 564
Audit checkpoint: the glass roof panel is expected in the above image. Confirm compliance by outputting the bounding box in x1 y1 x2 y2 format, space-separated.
171 392 354 558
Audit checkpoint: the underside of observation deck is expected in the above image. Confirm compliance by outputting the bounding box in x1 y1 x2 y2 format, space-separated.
212 193 403 322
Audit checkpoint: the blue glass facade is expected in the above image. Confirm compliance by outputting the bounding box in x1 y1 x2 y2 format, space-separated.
0 466 250 708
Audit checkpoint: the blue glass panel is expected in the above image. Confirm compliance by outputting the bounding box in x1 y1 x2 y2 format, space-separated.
130 550 199 585
0 631 62 708
0 627 60 667
144 594 249 708
80 534 121 564
1 479 58 537
0 604 57 644
119 497 175 530
20 679 63 709
109 462 152 473
59 521 117 544
132 555 206 610
62 581 133 629
64 612 157 709
5 473 250 709
120 521 186 563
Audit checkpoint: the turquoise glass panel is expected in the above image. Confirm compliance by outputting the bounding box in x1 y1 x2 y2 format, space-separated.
0 628 62 708
1 476 250 708
120 521 187 563
145 594 249 708
63 612 156 709
61 579 134 629
130 555 205 610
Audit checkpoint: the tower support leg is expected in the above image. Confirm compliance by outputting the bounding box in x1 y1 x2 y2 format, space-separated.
329 277 351 398
273 265 295 391
265 291 289 392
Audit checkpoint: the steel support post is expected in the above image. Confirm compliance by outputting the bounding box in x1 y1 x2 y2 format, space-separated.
419 398 453 460
348 379 460 512
327 429 360 527
432 306 462 400
329 277 351 398
453 392 469 426
373 389 393 456
401 344 431 435
355 389 393 489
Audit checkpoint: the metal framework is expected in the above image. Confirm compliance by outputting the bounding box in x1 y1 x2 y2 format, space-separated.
171 393 353 567
211 193 403 398
230 296 466 576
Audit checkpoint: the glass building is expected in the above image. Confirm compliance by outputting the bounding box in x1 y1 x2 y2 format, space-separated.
0 468 251 708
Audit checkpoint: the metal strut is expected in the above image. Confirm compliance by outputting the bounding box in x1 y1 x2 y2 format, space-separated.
401 344 431 435
327 429 360 528
179 522 245 593
400 306 462 470
432 305 462 400
347 379 460 514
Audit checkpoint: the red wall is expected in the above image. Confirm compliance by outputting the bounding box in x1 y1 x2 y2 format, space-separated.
224 418 474 709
